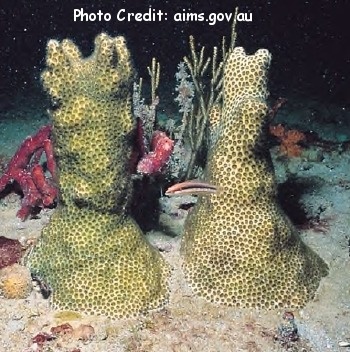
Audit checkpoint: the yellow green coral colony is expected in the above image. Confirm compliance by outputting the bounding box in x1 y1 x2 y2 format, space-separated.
181 47 328 308
27 32 327 317
26 33 170 318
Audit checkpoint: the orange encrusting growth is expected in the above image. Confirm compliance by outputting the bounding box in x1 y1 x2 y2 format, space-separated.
269 124 306 157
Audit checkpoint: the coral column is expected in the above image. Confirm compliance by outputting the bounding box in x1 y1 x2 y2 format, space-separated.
27 34 169 318
181 47 328 309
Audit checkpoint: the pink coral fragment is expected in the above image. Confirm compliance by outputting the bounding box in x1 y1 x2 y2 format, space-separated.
137 131 174 175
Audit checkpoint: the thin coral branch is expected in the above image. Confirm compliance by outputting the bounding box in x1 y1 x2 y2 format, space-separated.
175 10 239 179
230 7 239 51
147 57 160 103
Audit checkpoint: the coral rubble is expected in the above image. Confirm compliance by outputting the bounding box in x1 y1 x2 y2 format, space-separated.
0 236 23 269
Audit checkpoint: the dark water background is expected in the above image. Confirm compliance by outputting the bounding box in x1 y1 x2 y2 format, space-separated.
0 0 349 108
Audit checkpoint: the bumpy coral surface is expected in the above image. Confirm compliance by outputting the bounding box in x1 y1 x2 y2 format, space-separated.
27 33 169 317
181 47 328 309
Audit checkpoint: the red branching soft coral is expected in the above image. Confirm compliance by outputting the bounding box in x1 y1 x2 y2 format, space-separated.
0 125 58 220
269 124 306 157
137 131 174 175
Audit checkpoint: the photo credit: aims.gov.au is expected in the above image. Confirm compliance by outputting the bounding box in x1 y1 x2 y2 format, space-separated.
73 6 252 26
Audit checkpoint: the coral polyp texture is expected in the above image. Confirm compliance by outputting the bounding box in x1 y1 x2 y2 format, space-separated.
26 33 169 318
181 47 328 309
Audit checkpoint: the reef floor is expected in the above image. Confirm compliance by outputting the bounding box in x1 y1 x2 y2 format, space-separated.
0 177 350 352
